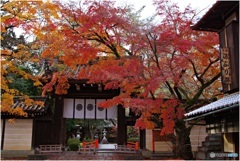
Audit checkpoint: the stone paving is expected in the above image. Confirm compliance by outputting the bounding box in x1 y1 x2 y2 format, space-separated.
46 151 146 160
2 151 147 160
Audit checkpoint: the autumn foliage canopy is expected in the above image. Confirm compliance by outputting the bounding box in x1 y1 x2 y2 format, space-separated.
1 0 221 135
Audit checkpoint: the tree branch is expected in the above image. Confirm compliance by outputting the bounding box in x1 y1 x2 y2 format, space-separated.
88 32 121 59
177 86 190 101
165 81 177 98
185 72 221 111
146 33 161 70
199 57 219 79
174 86 182 100
188 58 204 85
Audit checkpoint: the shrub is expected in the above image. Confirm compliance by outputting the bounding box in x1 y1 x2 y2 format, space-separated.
67 138 80 151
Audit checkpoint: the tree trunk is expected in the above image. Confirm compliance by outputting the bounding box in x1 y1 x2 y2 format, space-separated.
174 119 193 160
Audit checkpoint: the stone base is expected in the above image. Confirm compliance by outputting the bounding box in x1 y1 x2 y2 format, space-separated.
1 150 34 158
98 144 116 150
100 138 109 144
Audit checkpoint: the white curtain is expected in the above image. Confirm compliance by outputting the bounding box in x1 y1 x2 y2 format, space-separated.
96 99 106 119
107 105 117 119
63 98 74 118
85 99 95 119
74 99 85 119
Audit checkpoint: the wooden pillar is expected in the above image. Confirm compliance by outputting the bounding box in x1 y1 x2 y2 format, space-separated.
32 119 36 149
117 105 127 145
152 129 155 153
139 129 146 149
1 119 6 150
55 95 66 146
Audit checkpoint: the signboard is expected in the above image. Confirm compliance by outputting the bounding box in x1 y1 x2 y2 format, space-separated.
220 48 232 84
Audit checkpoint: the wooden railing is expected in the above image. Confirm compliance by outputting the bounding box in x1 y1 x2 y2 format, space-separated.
78 140 98 154
114 142 139 153
127 141 139 151
39 144 62 153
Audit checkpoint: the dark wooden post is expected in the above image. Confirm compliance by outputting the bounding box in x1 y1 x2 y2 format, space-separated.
152 129 155 153
117 104 127 145
1 119 6 150
55 95 66 146
139 129 146 150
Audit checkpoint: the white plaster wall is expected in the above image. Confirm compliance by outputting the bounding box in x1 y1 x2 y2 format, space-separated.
3 119 33 150
189 124 208 152
145 129 172 152
145 124 207 152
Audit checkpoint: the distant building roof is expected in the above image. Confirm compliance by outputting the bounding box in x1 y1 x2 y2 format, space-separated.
1 96 49 117
185 92 239 118
192 1 239 32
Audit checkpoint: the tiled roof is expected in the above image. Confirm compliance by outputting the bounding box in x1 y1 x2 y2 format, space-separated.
185 92 239 117
1 96 49 117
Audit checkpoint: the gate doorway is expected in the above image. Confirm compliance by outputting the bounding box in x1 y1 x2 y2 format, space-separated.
66 119 117 144
33 82 145 150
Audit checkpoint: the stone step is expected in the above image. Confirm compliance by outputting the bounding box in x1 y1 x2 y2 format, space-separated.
98 144 116 150
195 134 223 160
205 134 222 141
195 151 206 160
202 141 222 146
150 152 174 160
198 146 222 152
151 152 174 157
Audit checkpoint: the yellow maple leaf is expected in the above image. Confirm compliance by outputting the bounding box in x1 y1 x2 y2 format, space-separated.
33 81 43 86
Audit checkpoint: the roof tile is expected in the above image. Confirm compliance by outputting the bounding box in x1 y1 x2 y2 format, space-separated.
185 92 239 117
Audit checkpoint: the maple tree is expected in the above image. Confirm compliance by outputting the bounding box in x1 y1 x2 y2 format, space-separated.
36 1 220 159
1 0 221 159
1 0 58 116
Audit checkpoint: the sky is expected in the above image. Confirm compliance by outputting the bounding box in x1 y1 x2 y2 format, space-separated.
116 0 217 19
59 0 217 19
15 0 217 38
